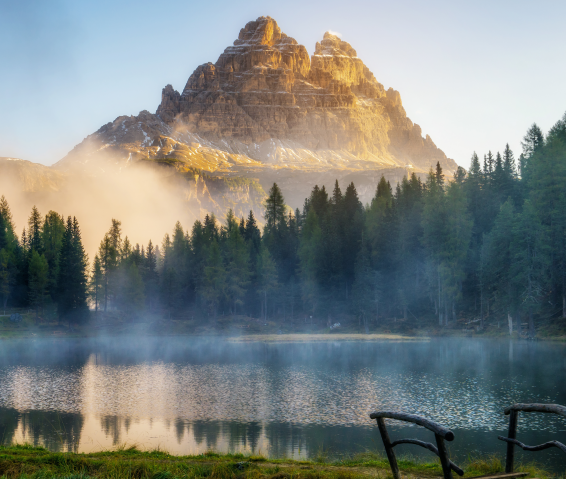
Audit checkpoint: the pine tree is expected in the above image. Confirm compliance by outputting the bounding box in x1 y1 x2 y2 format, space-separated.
41 211 65 300
27 206 43 253
97 219 122 311
28 250 48 322
201 240 226 320
222 210 250 314
483 199 517 331
435 162 445 189
119 263 145 316
89 255 103 313
264 183 286 231
511 200 548 337
521 123 544 159
143 240 159 311
0 249 10 314
257 246 278 321
298 209 322 316
0 196 17 248
58 217 89 326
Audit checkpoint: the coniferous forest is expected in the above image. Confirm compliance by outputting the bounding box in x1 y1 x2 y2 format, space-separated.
1 113 566 336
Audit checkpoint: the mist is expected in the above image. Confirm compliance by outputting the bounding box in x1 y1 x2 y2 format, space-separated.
0 160 201 259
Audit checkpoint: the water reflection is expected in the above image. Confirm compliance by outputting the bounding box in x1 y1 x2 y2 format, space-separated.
0 338 565 469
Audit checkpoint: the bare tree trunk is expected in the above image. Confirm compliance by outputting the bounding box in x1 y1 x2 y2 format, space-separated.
563 294 565 319
508 313 513 336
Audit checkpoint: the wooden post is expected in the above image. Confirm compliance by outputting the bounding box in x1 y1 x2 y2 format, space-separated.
435 434 454 479
505 410 518 472
376 418 400 479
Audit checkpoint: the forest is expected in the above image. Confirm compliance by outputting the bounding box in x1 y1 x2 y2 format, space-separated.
1 112 565 336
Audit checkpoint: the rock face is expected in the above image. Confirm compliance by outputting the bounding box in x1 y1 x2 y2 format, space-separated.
57 16 457 209
155 17 455 172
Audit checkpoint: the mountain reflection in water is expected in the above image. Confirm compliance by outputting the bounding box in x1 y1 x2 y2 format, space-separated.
0 338 565 469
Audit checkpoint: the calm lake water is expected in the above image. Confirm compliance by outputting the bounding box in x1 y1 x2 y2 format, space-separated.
0 338 565 472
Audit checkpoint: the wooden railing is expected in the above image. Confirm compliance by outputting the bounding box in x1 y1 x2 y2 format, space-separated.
369 411 462 479
498 403 566 472
369 410 535 479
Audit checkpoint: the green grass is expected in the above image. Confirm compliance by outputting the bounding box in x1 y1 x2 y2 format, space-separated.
0 445 556 479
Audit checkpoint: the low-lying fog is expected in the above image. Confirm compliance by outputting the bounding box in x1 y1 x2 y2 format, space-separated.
0 161 202 257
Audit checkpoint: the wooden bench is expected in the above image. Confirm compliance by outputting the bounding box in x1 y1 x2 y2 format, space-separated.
369 410 529 479
498 403 566 472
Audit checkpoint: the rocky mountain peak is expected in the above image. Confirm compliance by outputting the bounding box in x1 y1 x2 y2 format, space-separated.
58 16 458 211
315 32 358 58
235 16 284 47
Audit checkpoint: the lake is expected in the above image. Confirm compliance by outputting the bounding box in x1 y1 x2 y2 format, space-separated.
0 337 565 472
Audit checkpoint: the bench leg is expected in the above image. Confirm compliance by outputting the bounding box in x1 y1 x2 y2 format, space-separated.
505 410 518 473
435 434 454 479
377 418 400 479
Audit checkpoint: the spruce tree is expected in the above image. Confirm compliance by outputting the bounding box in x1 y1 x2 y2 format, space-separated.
521 123 544 159
257 246 278 321
201 240 226 320
264 183 286 231
435 162 445 189
89 255 103 313
42 211 65 300
143 240 159 311
28 250 48 321
58 217 88 326
27 206 43 253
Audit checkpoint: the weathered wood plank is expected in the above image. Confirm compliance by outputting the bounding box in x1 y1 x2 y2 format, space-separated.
467 473 528 479
498 436 566 454
503 403 566 417
369 411 455 440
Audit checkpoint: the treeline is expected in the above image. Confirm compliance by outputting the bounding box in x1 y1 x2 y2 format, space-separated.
1 112 565 334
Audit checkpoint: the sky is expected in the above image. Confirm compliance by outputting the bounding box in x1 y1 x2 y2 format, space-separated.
1 0 565 168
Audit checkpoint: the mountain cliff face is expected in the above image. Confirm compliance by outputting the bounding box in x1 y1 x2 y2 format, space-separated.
56 16 457 209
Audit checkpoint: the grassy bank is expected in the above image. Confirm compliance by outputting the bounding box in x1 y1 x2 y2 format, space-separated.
0 445 555 479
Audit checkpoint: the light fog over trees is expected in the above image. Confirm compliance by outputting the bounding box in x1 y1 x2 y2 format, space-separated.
1 112 566 334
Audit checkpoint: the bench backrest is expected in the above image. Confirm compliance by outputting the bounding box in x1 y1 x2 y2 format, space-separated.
498 403 566 472
369 411 463 479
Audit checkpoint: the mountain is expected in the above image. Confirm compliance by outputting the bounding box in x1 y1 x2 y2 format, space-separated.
56 16 457 208
0 157 66 193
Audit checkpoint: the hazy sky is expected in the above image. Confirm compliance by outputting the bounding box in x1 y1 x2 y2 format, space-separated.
1 0 565 168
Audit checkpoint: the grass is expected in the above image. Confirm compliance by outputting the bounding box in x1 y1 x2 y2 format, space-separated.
0 445 557 479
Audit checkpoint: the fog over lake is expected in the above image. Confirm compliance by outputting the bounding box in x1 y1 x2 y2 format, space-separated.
1 338 565 471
